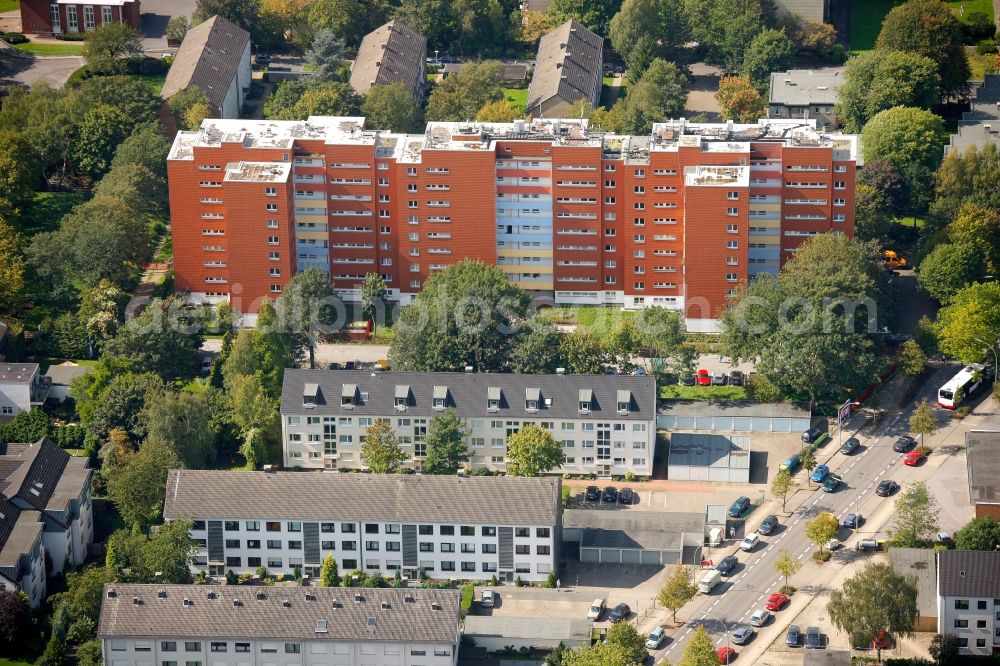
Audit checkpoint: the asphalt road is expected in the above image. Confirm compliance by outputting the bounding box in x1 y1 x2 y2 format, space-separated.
649 362 962 662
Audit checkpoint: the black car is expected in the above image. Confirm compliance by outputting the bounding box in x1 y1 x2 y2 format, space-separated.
892 436 917 453
716 555 738 576
786 625 801 647
619 487 634 505
875 480 899 497
584 486 600 502
681 374 696 386
802 427 824 444
758 515 779 536
805 627 822 649
840 437 860 455
729 370 744 386
608 602 630 623
343 361 356 370
728 495 751 517
602 486 618 503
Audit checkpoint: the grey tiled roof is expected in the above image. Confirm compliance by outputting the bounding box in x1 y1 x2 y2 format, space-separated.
0 363 37 384
527 20 603 113
938 550 1000 598
161 15 250 110
349 20 427 97
0 438 89 527
768 69 843 106
98 584 461 643
163 470 560 526
0 499 43 583
967 430 1000 505
44 362 92 387
281 369 656 421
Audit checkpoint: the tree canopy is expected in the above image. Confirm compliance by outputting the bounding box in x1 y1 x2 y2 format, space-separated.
955 517 1000 550
917 242 987 303
362 83 424 133
716 75 767 123
934 282 1000 362
837 49 941 132
861 106 948 174
889 481 939 546
506 424 563 477
360 419 408 473
425 61 505 121
609 0 689 75
828 562 919 661
741 28 795 89
422 409 471 475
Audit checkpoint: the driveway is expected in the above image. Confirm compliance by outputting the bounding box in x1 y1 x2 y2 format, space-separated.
0 42 83 88
685 62 722 121
139 0 196 53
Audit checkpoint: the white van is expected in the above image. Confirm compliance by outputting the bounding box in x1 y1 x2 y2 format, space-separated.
587 598 605 620
740 531 760 552
698 570 721 593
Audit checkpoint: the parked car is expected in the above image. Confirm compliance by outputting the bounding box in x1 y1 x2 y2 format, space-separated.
780 453 801 472
716 555 738 576
840 437 861 455
805 626 822 649
481 589 495 607
602 487 618 503
825 538 841 551
843 513 862 529
711 371 727 386
645 626 666 649
587 598 605 620
608 602 630 623
740 532 760 552
822 474 842 492
716 646 736 664
255 53 271 64
903 449 926 466
584 486 600 502
876 480 899 497
728 496 751 517
631 367 647 376
619 487 634 505
802 426 824 444
786 625 801 647
892 435 917 453
766 593 789 611
729 370 744 386
750 608 771 627
731 625 754 644
697 369 711 385
682 374 696 386
810 464 830 483
758 515 778 536
856 538 880 551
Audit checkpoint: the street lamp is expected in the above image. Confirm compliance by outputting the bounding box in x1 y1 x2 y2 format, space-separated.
973 337 999 371
699 611 731 660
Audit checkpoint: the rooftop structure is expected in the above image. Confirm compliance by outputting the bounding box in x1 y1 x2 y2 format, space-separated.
0 363 39 384
947 75 1000 154
967 430 1000 519
224 161 292 183
888 547 938 631
349 20 427 100
769 69 843 107
526 20 603 117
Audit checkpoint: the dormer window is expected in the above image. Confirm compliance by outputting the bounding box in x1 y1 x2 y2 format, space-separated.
617 389 632 415
303 383 319 407
432 386 448 410
341 383 357 408
578 389 593 414
394 385 409 411
487 386 501 412
525 387 540 412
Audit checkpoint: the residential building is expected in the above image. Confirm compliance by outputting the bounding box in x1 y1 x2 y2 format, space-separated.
0 498 46 607
44 361 92 404
937 550 1000 655
769 69 844 129
162 469 561 583
888 547 937 632
280 369 656 476
773 0 828 23
161 15 252 120
0 363 50 422
967 430 1000 521
946 74 1000 155
0 438 94 574
19 0 141 36
349 20 427 100
526 20 603 118
97 584 462 666
166 116 859 330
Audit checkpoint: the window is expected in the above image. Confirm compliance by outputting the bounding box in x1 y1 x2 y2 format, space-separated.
210 643 227 653
101 6 112 23
834 181 846 189
537 527 550 538
83 5 94 29
66 5 78 30
266 521 281 532
727 240 739 249
954 619 969 628
287 521 301 532
726 207 738 216
184 643 200 652
978 600 988 610
266 203 278 212
727 224 738 233
440 525 454 536
284 644 301 654
235 643 250 653
727 191 739 200
955 600 970 610
726 273 738 282
161 642 177 652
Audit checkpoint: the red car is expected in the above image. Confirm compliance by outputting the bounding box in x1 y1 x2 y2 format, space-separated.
903 449 926 466
716 646 736 664
697 369 712 386
873 630 891 650
765 593 789 611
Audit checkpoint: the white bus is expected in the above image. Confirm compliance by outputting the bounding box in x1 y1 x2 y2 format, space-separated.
937 363 987 409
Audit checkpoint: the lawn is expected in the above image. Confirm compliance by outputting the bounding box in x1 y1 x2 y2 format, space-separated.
14 40 85 56
20 191 89 238
967 46 999 80
0 0 19 12
134 73 167 94
849 0 994 52
945 0 994 17
0 659 35 666
659 384 749 400
536 305 636 339
503 87 528 114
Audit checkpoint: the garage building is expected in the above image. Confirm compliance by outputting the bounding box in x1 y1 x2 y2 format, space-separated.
667 433 750 483
657 401 811 433
562 510 704 566
463 616 592 652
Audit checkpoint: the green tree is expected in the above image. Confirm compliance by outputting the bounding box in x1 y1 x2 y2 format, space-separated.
228 373 277 469
81 371 168 441
876 0 971 101
609 0 689 73
929 634 960 666
836 49 941 132
506 424 563 477
423 409 471 475
107 438 180 529
774 549 801 587
861 106 948 175
657 564 698 622
511 323 565 374
392 0 458 51
932 144 1000 228
389 260 530 372
908 400 938 449
166 15 189 43
0 589 32 654
604 622 647 664
618 58 688 133
263 80 362 120
77 76 162 127
111 122 172 180
103 298 203 380
320 554 341 586
74 104 133 178
361 419 408 473
546 0 620 35
166 86 213 131
425 61 505 121
771 468 795 512
1 408 51 443
362 83 423 133
308 0 386 47
917 242 987 303
898 340 928 376
741 28 795 88
715 75 767 123
305 29 345 82
140 520 196 583
94 162 167 219
141 391 217 468
805 511 839 554
860 158 908 214
76 641 103 666
889 481 939 547
827 562 918 662
955 517 1000 550
935 282 1000 363
949 203 1000 275
475 100 521 122
82 22 143 72
0 130 40 225
193 0 260 34
360 272 388 327
678 625 718 666
853 183 892 241
801 447 817 482
561 330 607 374
636 306 685 358
275 266 344 368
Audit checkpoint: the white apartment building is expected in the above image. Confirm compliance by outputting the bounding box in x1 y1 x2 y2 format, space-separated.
937 550 1000 655
279 370 657 477
0 498 47 607
98 584 461 666
163 470 561 584
0 363 50 422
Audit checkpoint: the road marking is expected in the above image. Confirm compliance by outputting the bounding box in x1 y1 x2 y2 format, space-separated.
797 552 806 560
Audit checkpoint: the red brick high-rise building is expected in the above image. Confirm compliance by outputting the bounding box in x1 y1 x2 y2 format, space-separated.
166 117 859 330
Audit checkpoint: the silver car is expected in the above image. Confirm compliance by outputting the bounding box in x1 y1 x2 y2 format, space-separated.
750 608 771 627
731 625 754 645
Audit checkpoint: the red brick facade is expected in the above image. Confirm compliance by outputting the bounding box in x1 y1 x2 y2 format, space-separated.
19 0 140 36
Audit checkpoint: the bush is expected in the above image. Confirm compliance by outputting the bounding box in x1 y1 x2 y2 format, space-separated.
811 550 832 563
746 373 782 402
624 471 636 481
952 406 972 420
52 424 86 449
59 33 85 41
977 39 998 55
65 64 100 86
460 584 474 616
962 12 996 43
779 585 797 595
1 32 28 44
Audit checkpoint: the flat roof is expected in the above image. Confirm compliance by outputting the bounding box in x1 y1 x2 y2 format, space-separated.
887 547 937 618
0 363 37 384
224 161 291 183
658 400 811 419
463 616 591 642
563 510 704 551
668 433 750 470
769 69 844 107
967 430 1000 504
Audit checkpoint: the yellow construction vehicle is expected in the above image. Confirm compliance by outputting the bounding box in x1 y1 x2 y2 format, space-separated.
882 250 907 270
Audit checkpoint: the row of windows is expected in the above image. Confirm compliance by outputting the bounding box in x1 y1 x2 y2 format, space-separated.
193 521 551 538
115 641 448 657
